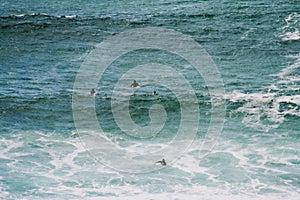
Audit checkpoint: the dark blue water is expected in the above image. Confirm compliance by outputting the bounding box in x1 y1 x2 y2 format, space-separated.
0 0 299 199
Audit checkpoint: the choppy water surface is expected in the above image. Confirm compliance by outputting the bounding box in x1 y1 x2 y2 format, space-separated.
0 0 299 199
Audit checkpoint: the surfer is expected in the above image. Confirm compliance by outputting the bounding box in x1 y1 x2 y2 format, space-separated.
90 88 96 96
131 80 139 88
156 158 166 166
153 90 157 95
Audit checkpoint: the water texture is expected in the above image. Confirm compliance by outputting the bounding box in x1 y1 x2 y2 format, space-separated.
0 0 299 199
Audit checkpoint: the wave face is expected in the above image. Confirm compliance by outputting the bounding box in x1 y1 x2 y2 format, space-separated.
0 0 299 199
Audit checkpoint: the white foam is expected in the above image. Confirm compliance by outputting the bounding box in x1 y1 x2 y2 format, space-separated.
273 53 300 80
62 185 300 200
228 91 300 131
172 153 207 175
0 175 9 199
280 29 300 41
225 91 284 131
2 129 300 199
0 136 25 160
226 51 300 131
280 13 300 41
65 15 77 19
15 14 25 17
277 95 300 107
225 91 275 104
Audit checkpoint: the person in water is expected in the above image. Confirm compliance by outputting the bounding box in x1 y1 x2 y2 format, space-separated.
156 158 166 166
90 88 96 96
153 90 158 95
131 80 139 88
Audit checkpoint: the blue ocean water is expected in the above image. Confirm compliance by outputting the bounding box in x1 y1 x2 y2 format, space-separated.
0 0 299 199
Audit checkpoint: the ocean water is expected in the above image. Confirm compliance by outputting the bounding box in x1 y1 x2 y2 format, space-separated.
1 0 300 199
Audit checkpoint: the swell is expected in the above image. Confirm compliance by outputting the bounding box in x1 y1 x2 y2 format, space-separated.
0 13 148 32
0 92 74 132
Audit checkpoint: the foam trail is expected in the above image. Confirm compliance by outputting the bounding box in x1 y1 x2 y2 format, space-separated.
280 13 300 41
226 51 300 131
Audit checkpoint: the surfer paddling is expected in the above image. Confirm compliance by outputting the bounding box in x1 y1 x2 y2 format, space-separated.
90 88 96 96
131 80 139 88
156 158 166 166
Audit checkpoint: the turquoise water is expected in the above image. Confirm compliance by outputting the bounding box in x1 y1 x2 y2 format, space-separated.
1 0 299 199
